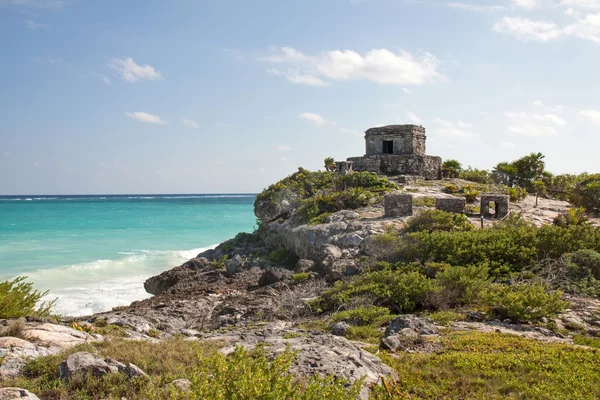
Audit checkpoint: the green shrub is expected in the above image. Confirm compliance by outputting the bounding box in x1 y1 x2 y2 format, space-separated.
573 173 600 211
433 265 490 308
0 277 55 318
309 212 332 225
405 209 474 234
573 335 600 349
298 188 376 221
553 207 589 227
267 247 298 268
331 306 393 326
344 325 382 344
426 310 465 326
338 171 397 191
413 197 436 207
210 255 228 270
571 249 600 280
462 184 480 203
321 270 435 313
459 167 491 184
482 283 568 322
291 272 310 283
444 184 458 194
508 186 528 202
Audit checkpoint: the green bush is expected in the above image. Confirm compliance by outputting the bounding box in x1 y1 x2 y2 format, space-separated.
553 207 589 227
321 270 435 313
434 265 490 308
268 247 298 268
405 209 474 234
338 171 397 191
426 310 465 326
462 184 480 203
571 249 600 280
508 186 528 202
0 277 54 318
298 187 376 221
444 184 458 194
413 197 436 207
291 272 310 283
573 335 600 349
573 173 600 211
459 167 491 184
330 306 393 326
482 283 568 322
210 255 228 270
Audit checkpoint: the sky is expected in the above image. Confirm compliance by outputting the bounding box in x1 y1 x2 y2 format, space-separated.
1 0 599 195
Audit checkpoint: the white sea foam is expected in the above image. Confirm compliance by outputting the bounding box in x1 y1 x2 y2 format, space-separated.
34 244 219 316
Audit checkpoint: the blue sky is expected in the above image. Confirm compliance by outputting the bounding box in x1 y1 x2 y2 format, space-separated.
1 0 599 194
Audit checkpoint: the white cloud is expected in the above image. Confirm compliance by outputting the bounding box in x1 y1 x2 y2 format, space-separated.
508 124 558 136
494 17 564 41
405 111 423 125
504 111 566 126
109 57 162 83
277 145 292 152
402 88 411 94
500 141 517 149
511 0 538 10
125 112 168 125
564 12 600 43
181 118 198 128
263 47 442 86
299 112 329 126
433 118 477 140
448 3 506 12
580 109 600 125
25 20 49 29
102 76 111 85
532 100 544 107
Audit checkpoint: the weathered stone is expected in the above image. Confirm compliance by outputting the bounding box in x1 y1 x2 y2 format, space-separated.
225 255 244 277
23 324 94 349
168 378 192 392
59 352 119 380
0 357 25 378
331 322 350 337
258 268 293 286
295 259 315 272
123 363 148 378
384 192 413 218
436 197 466 214
144 257 212 295
481 194 510 219
385 315 437 336
0 388 40 400
347 125 442 180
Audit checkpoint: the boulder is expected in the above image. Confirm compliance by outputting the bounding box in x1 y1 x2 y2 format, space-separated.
0 357 25 378
0 388 40 400
384 315 437 337
59 352 146 381
331 322 350 337
168 378 192 392
258 268 293 286
295 259 315 272
225 255 245 277
23 324 94 350
144 257 212 295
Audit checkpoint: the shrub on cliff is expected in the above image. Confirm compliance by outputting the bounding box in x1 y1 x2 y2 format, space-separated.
482 283 567 322
405 209 474 234
0 276 54 319
298 187 376 221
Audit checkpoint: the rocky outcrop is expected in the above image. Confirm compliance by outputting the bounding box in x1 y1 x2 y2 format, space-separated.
212 325 396 400
0 388 40 400
144 257 214 295
22 323 95 349
384 315 438 336
59 352 147 381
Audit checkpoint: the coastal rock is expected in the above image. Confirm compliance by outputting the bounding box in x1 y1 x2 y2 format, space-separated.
144 257 212 295
331 322 350 337
0 357 25 378
258 268 293 286
0 336 60 360
254 190 299 223
0 388 40 400
23 324 94 349
59 352 146 380
215 329 396 400
384 315 437 337
295 259 315 272
168 379 192 392
225 255 245 277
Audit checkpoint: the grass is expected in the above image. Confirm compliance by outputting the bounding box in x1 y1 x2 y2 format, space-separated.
2 337 361 400
412 197 436 207
426 310 465 326
573 334 600 349
372 331 600 399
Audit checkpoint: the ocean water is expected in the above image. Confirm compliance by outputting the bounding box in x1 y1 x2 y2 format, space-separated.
0 195 256 316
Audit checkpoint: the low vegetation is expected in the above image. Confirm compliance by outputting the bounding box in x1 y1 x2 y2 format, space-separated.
0 276 55 319
2 338 362 400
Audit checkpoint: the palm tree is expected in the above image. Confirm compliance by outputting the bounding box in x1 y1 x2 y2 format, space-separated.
442 159 462 178
324 157 336 189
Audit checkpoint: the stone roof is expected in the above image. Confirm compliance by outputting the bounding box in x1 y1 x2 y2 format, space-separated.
365 124 425 136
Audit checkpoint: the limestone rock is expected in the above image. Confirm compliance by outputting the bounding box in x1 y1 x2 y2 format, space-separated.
0 357 25 378
0 336 59 359
59 352 147 381
295 259 315 272
169 379 192 392
331 322 350 337
144 257 212 295
0 388 40 400
384 315 437 337
258 268 293 286
23 324 94 349
225 255 244 277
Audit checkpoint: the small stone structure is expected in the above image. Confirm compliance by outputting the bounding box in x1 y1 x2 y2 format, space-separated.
335 161 354 175
481 194 510 219
347 125 442 180
384 192 413 218
436 197 466 214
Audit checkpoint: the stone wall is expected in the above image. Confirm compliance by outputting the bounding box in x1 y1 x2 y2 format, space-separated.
436 197 466 214
481 194 510 218
348 155 442 180
365 125 426 156
384 193 413 218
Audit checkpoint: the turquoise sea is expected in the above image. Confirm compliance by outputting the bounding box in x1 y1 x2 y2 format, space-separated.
0 195 256 316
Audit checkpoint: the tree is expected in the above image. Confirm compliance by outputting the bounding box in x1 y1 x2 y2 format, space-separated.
324 157 336 189
442 159 462 178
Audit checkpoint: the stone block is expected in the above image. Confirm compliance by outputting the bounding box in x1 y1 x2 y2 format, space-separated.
480 194 510 218
435 197 466 214
384 193 413 218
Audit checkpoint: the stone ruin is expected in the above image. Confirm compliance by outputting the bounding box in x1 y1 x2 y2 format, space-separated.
481 194 510 219
347 125 442 180
436 197 466 214
335 161 354 175
384 192 413 218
